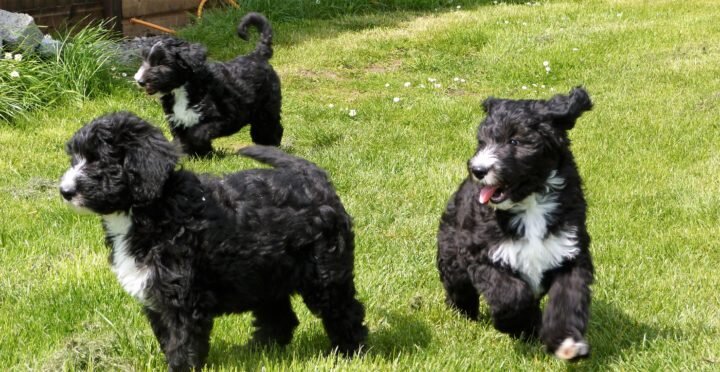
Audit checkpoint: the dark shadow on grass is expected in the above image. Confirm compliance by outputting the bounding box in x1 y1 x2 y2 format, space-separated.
207 310 431 369
506 299 681 366
365 310 433 357
176 1 519 59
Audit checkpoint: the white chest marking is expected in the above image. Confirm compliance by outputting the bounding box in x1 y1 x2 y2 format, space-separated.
103 213 151 304
168 86 201 128
490 174 579 295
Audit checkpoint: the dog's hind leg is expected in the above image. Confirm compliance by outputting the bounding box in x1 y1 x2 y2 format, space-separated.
540 261 593 360
249 108 283 146
469 264 541 339
250 296 299 346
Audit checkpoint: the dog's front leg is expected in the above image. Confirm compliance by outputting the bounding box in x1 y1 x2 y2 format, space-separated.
161 311 214 372
540 259 593 360
468 263 541 338
144 307 171 354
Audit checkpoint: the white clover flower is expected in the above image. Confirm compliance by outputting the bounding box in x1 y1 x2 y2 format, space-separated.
385 83 390 88
4 52 12 60
328 104 335 108
404 82 411 87
456 5 461 9
121 72 127 77
433 83 442 88
617 12 623 17
543 61 550 67
393 97 401 103
522 85 528 90
453 77 460 82
460 78 466 83
572 47 580 52
504 20 509 24
428 77 437 83
419 84 426 88
111 66 117 71
541 84 546 88
349 109 357 117
10 70 20 78
532 83 538 87
14 54 22 61
545 66 551 73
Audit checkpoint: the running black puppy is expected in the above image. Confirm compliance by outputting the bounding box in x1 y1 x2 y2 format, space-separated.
437 87 594 360
59 112 367 371
133 12 282 156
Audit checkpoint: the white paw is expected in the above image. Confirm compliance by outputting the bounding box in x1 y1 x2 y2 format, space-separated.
554 337 589 360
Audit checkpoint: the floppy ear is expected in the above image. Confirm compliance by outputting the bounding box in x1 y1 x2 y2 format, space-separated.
175 43 207 73
482 97 498 113
118 113 179 205
542 86 593 130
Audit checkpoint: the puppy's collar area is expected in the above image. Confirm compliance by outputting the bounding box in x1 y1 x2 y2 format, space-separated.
490 170 565 211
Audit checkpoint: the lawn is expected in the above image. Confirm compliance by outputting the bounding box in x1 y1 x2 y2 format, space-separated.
1 0 719 370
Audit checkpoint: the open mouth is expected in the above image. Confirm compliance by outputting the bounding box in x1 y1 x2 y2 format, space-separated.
144 86 158 95
478 185 509 205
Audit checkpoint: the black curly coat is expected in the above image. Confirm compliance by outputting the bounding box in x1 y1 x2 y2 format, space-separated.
59 112 367 371
133 12 282 157
437 88 594 360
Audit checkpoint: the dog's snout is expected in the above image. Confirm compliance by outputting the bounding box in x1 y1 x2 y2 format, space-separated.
137 79 146 87
60 187 76 201
471 166 489 180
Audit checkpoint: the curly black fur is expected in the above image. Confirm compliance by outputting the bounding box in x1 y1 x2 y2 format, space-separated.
59 112 367 371
437 87 595 360
133 12 282 157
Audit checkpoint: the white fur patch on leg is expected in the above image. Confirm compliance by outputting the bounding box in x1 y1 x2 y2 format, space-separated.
555 337 589 360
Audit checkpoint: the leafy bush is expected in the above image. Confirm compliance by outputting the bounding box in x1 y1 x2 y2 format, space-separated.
0 24 120 123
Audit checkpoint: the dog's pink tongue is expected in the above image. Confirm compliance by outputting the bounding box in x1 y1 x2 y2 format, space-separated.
479 186 498 204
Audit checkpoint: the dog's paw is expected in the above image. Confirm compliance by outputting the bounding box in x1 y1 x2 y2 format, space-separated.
554 337 589 360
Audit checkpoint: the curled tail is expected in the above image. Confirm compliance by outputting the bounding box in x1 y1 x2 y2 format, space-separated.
237 12 273 60
239 145 321 172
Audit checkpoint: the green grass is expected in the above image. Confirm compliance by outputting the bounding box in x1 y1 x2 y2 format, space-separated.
2 0 720 369
0 23 121 122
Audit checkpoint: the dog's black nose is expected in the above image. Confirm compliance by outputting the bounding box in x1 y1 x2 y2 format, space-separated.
137 79 146 87
471 166 489 180
60 187 76 201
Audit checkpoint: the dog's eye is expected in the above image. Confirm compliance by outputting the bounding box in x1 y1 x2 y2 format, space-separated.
509 138 519 146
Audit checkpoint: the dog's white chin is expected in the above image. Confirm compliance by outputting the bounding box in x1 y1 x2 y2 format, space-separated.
489 198 515 210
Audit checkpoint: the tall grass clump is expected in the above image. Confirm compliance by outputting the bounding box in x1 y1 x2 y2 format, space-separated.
0 23 120 123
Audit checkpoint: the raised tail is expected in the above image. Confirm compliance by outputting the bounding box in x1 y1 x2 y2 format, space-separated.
237 12 273 60
239 145 321 171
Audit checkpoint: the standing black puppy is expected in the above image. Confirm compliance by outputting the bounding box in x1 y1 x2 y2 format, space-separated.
437 87 594 360
133 12 282 156
59 112 367 371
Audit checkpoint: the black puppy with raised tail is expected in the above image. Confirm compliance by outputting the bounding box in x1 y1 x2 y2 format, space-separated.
437 87 594 360
59 112 367 371
134 12 283 157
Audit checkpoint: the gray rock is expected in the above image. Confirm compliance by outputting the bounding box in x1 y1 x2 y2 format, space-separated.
0 9 43 52
36 35 61 57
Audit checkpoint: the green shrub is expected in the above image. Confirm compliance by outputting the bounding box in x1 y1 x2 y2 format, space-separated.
0 24 120 123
